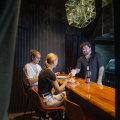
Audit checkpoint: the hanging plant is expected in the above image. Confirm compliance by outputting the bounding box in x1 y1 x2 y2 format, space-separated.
65 0 96 28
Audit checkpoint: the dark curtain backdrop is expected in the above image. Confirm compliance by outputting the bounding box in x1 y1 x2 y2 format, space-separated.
65 33 92 73
9 1 66 113
0 0 21 120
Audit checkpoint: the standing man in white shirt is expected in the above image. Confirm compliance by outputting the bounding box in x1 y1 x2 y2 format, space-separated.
23 49 42 91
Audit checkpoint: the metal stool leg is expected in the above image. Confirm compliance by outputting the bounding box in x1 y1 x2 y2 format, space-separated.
23 96 30 119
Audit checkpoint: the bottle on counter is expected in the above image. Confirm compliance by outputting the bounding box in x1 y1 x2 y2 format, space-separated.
85 66 91 83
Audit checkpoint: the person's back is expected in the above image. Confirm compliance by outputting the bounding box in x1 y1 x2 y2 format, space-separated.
38 67 55 94
38 53 71 107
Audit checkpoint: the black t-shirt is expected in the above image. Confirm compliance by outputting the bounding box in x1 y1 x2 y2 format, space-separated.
76 52 104 82
38 68 56 94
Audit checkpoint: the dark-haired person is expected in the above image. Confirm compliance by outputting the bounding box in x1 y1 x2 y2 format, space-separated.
71 42 104 84
38 53 71 107
23 49 42 91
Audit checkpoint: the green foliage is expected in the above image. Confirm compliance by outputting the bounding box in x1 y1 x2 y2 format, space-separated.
65 0 96 28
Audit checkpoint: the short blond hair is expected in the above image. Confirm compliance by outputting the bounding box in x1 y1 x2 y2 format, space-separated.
30 49 41 61
45 53 58 67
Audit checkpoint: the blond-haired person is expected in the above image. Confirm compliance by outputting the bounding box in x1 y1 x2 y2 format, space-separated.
23 49 42 91
38 53 71 107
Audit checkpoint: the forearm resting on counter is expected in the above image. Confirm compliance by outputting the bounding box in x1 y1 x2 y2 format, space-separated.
97 66 104 84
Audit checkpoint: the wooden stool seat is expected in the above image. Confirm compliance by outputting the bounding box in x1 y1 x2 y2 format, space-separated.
64 97 99 120
21 80 34 119
31 87 64 119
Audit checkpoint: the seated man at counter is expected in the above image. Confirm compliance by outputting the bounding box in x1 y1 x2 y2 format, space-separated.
23 49 42 91
71 42 104 84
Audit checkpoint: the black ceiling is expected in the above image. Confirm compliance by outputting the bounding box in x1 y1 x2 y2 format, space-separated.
21 0 68 8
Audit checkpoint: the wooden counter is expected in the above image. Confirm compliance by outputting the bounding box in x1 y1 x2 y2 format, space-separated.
57 75 115 119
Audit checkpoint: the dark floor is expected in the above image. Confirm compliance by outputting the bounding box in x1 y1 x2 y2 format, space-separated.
9 111 42 120
9 111 67 120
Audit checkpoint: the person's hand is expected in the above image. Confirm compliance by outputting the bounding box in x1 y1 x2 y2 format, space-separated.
97 81 102 85
51 88 57 95
55 72 60 76
66 73 72 81
68 73 72 78
71 69 77 77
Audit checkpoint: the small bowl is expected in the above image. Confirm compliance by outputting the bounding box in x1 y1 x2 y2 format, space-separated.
68 78 75 83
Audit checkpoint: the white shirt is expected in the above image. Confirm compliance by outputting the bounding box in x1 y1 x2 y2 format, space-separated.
23 62 42 86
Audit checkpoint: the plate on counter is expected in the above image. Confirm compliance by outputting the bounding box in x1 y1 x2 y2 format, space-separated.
56 76 67 79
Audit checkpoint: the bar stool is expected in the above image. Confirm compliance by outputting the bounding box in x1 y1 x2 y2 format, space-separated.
21 80 34 119
31 87 65 120
64 97 98 120
64 97 85 120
